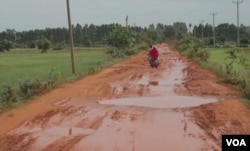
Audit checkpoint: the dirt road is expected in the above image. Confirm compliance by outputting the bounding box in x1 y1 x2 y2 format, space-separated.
0 43 250 151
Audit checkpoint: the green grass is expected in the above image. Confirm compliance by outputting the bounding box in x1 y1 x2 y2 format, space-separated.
205 48 250 75
0 48 112 88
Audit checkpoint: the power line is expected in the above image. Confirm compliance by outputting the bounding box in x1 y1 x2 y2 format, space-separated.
88 0 120 17
88 0 128 26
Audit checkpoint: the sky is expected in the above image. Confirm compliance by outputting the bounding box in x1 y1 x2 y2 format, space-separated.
0 0 249 32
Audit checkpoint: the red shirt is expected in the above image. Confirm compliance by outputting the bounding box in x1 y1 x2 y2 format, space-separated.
150 48 159 58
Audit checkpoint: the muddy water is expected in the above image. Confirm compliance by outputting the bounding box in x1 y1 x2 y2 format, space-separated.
73 109 208 151
99 95 218 108
100 47 219 109
6 104 215 151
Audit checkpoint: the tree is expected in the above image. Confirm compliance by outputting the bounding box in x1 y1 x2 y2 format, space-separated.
173 22 188 39
0 40 13 51
203 24 213 38
240 24 250 40
74 23 83 46
37 38 51 53
106 25 134 49
216 23 237 41
145 28 161 43
87 24 97 46
156 23 164 31
148 24 155 29
163 25 176 40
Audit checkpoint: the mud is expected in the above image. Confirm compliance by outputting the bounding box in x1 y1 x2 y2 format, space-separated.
0 43 249 151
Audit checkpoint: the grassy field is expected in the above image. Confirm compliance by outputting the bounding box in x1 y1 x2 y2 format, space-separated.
202 48 250 100
0 47 113 88
204 48 250 76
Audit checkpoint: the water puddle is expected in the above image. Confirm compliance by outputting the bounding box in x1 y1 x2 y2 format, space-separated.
100 49 219 109
73 110 208 151
99 96 218 108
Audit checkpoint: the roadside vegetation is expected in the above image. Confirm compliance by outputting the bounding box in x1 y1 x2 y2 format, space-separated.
205 48 250 100
171 35 250 100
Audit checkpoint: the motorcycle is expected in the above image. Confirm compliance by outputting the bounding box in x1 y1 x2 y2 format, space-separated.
149 57 159 68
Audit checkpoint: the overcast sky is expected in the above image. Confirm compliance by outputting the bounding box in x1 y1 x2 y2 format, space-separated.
0 0 249 32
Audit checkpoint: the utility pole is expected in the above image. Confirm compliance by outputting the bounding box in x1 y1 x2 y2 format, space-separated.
200 20 205 41
126 15 128 28
210 12 217 48
233 0 243 47
66 0 76 74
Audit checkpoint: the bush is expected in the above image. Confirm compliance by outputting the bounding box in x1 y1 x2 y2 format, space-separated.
125 49 136 56
0 85 18 108
44 68 61 88
18 68 60 99
106 47 126 58
37 38 51 53
19 79 44 98
0 40 13 51
196 49 210 61
0 67 62 111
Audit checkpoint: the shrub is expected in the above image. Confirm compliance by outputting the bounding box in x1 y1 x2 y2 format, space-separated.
0 85 18 108
19 68 60 99
44 68 61 88
125 49 136 56
106 47 126 58
0 40 13 51
19 79 43 98
37 38 51 53
196 49 210 61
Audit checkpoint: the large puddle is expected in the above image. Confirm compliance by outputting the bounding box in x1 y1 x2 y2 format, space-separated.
100 47 219 108
99 95 218 108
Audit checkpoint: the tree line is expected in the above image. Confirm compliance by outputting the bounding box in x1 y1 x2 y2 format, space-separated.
0 22 249 51
193 23 250 46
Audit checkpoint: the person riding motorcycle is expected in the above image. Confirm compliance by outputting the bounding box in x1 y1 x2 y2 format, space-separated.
149 45 159 67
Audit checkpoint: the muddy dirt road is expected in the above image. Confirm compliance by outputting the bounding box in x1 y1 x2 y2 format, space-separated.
0 43 250 151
